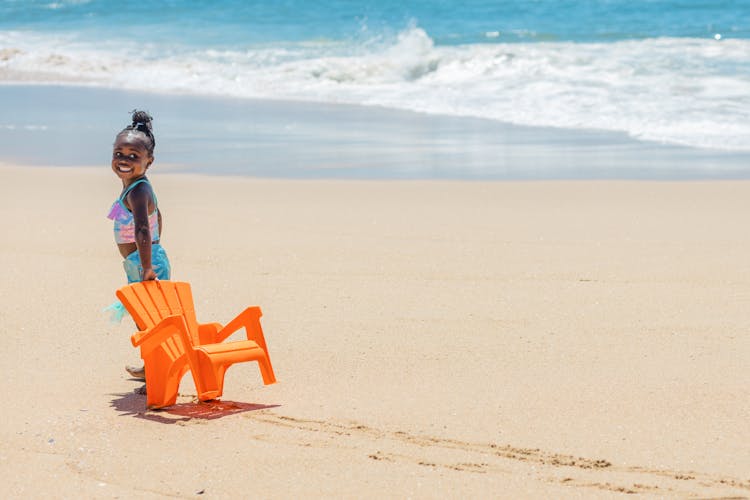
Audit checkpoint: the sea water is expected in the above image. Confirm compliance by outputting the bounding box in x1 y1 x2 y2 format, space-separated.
2 0 748 151
0 0 749 177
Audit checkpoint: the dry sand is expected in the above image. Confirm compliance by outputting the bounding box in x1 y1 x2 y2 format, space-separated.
1 164 748 498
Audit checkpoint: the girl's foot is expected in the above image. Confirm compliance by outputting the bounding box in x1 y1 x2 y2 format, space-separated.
125 364 145 380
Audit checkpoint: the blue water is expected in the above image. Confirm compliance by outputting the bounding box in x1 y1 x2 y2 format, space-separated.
2 1 747 44
0 0 749 154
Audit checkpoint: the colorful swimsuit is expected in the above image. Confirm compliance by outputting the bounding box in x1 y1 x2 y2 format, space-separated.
107 178 161 244
105 178 171 322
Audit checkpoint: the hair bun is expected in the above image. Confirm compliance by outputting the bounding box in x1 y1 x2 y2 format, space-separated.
130 109 153 131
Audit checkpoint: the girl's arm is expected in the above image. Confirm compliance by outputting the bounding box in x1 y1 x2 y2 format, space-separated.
127 183 157 281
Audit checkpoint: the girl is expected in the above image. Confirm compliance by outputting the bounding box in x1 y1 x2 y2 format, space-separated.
105 110 171 379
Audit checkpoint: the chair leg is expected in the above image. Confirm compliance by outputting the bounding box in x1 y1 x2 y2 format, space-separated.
257 356 276 385
145 363 187 409
193 352 223 401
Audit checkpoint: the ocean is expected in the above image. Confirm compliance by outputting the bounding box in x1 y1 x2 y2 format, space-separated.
1 0 749 178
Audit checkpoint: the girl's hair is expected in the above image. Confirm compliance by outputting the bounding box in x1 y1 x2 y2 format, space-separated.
118 109 156 154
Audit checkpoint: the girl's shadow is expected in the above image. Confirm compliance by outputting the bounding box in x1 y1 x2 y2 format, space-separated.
110 390 279 424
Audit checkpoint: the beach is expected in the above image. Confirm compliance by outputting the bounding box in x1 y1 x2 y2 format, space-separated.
2 1 750 495
1 163 749 497
2 84 749 181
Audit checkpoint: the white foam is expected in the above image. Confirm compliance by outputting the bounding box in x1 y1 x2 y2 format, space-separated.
1 27 749 151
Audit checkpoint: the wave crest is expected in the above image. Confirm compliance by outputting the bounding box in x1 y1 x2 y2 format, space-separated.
1 27 749 151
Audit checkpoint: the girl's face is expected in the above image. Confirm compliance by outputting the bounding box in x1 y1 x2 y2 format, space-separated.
112 132 153 183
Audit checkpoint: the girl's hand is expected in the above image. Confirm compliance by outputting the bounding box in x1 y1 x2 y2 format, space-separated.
141 267 158 281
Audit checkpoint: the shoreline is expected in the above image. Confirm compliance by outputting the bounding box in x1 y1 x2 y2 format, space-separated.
2 83 749 180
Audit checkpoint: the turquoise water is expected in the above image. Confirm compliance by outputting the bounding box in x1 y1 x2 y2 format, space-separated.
0 0 749 165
1 1 747 44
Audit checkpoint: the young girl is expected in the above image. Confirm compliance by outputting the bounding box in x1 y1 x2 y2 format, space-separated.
105 110 171 379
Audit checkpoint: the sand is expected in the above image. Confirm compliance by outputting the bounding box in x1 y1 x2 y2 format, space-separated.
1 164 749 498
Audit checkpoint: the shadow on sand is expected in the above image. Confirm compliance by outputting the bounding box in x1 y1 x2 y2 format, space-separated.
110 390 279 424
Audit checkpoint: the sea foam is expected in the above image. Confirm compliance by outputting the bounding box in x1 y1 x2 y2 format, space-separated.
1 27 748 151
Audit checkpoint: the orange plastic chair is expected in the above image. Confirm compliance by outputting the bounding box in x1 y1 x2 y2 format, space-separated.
116 280 276 409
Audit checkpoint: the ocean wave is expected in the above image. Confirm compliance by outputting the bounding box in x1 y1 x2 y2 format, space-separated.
1 27 749 151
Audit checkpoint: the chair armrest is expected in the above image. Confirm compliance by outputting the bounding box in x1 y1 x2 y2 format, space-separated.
214 306 268 351
197 322 224 345
131 314 189 348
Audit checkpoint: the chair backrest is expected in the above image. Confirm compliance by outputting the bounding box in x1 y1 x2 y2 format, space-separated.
116 281 201 345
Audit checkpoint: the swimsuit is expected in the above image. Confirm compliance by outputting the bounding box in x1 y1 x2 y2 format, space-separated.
105 178 172 322
107 178 160 244
123 244 171 283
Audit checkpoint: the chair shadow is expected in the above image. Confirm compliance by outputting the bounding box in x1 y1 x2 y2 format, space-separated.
110 390 279 424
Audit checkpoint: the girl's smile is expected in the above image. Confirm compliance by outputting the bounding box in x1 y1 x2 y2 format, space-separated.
112 133 153 182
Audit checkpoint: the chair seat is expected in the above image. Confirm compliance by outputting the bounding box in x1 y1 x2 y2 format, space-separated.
197 339 263 356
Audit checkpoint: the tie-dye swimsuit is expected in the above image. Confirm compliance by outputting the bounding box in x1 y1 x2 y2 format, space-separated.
108 178 161 244
105 178 171 321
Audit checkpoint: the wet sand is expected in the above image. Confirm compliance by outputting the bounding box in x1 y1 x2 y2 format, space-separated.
2 84 749 180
